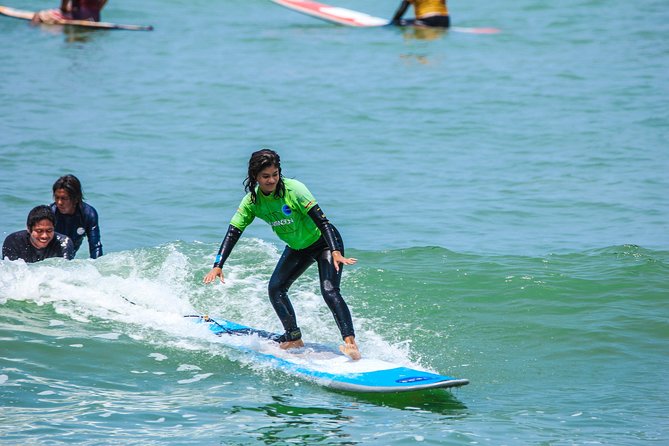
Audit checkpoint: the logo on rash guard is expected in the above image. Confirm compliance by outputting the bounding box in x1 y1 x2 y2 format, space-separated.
282 205 292 216
271 218 293 227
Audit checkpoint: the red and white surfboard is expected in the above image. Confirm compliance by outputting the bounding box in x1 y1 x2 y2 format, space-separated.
271 0 389 27
270 0 500 34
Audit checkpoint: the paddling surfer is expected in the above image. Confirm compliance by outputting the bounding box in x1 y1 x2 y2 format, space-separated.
391 0 450 28
2 205 74 263
32 0 108 24
50 175 103 259
203 149 361 361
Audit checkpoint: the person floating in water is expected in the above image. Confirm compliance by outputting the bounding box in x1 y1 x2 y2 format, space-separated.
203 149 361 360
391 0 450 28
50 174 103 259
32 0 108 24
2 205 74 263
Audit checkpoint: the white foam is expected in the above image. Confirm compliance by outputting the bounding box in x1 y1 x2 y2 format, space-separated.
94 333 121 340
177 373 213 384
149 353 168 362
0 241 423 374
176 364 201 372
146 417 165 423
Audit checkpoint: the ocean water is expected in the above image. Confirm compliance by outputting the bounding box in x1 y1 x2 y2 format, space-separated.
1 0 668 444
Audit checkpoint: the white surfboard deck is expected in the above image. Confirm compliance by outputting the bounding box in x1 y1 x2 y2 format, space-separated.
0 5 153 31
192 316 469 393
270 0 500 34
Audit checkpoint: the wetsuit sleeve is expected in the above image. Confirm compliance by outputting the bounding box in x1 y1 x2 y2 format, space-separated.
61 235 75 260
53 234 75 260
2 234 19 260
2 231 31 261
391 0 410 23
307 205 343 252
213 225 243 268
84 205 103 259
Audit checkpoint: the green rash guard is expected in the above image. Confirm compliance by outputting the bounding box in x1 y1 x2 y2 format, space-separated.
230 178 322 250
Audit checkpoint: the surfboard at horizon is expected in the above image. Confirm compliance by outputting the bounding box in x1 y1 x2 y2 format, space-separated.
0 5 153 31
270 0 500 34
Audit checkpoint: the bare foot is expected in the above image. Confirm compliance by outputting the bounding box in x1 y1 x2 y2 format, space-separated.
279 339 304 350
339 343 361 361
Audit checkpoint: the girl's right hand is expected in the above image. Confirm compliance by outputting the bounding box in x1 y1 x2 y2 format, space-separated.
203 267 225 284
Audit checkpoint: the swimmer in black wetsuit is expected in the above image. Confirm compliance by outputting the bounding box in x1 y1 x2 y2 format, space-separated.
51 174 103 259
2 205 74 263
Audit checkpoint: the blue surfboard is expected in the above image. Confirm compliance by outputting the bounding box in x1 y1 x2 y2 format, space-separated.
189 316 469 393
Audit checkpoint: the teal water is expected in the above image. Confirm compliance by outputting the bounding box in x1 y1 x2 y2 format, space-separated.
1 0 668 444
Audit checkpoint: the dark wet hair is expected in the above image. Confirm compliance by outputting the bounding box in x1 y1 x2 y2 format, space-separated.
52 174 84 208
244 148 285 204
27 205 55 230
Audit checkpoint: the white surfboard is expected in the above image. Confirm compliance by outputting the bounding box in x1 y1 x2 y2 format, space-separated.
270 0 500 34
189 315 469 393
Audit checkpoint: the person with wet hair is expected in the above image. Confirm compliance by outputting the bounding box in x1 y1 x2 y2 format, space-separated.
51 174 103 259
2 205 74 263
204 149 361 360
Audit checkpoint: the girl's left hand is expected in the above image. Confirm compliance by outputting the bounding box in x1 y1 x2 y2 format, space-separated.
332 250 357 272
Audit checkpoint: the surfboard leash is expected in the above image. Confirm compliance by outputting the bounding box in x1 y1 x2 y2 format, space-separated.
183 314 238 335
118 296 239 335
183 315 281 341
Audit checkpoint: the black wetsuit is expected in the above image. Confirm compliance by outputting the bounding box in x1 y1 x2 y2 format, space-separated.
2 230 74 263
50 202 103 259
267 226 354 341
397 16 450 27
71 0 104 21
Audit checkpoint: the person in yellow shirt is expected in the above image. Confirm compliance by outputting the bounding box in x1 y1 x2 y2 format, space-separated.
391 0 450 28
